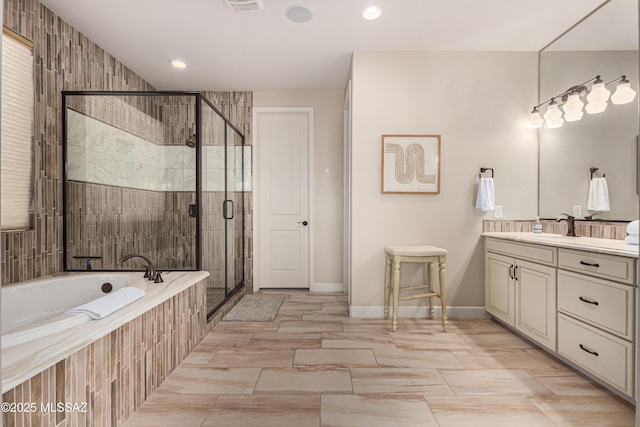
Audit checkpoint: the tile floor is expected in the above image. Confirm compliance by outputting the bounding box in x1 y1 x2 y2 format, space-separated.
123 290 635 427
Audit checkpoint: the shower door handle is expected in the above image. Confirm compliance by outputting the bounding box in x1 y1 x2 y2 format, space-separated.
223 200 234 220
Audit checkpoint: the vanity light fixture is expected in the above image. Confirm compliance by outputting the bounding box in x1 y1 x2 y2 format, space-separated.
526 74 637 129
362 6 382 20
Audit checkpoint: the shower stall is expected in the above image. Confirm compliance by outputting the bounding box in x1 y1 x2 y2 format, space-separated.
61 91 249 316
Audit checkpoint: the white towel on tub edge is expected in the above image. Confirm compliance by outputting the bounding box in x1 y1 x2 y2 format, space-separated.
67 287 145 319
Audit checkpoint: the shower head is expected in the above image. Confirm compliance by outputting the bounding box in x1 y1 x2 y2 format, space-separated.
186 134 197 148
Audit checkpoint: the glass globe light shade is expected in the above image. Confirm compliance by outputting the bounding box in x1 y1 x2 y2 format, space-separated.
587 82 611 103
526 108 543 128
546 118 564 129
564 110 584 122
585 101 607 114
562 94 584 114
543 102 562 121
611 82 637 105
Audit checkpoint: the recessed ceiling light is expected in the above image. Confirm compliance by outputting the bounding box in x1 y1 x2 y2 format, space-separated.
362 6 381 20
286 5 313 23
170 60 187 69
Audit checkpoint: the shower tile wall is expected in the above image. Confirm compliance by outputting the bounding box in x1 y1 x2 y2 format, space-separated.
64 97 196 271
203 92 253 289
68 108 250 192
66 182 196 271
1 0 254 291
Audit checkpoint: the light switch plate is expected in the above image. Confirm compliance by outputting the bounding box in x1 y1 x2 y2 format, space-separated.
573 205 582 218
494 206 503 218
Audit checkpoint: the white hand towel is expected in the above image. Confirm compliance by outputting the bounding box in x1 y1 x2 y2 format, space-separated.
475 177 495 211
587 177 610 212
626 220 639 235
67 287 145 319
625 234 639 245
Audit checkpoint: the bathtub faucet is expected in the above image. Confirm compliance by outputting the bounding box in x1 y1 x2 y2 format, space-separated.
119 254 163 283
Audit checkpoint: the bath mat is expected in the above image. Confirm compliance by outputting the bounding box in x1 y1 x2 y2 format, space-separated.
222 295 284 322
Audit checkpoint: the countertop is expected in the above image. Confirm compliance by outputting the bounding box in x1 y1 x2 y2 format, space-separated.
2 270 209 393
482 232 639 259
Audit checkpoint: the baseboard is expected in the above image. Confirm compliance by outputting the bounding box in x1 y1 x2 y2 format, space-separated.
349 305 489 319
310 282 344 293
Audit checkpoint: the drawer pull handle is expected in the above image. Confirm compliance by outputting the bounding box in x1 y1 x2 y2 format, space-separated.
513 265 519 281
579 261 600 268
509 265 514 279
578 296 599 306
579 344 599 357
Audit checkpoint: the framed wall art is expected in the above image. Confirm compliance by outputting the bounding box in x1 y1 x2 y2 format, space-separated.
381 134 441 194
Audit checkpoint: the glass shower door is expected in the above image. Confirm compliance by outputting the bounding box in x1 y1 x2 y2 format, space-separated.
226 124 245 295
201 98 227 311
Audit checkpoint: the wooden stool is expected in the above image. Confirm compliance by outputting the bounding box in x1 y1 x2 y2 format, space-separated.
384 245 448 332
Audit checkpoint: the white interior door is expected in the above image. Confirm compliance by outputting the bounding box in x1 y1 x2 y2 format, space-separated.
256 110 311 288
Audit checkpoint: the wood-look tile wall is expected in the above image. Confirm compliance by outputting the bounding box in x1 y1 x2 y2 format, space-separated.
1 0 255 292
202 91 253 292
2 0 155 285
2 279 206 427
67 95 164 144
483 219 629 240
66 182 196 271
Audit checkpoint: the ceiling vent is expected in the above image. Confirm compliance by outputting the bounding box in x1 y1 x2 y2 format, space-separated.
225 0 264 12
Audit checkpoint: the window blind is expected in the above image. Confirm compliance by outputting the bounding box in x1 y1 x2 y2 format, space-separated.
1 30 34 230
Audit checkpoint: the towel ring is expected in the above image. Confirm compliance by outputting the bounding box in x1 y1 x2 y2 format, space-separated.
590 167 605 180
479 167 494 179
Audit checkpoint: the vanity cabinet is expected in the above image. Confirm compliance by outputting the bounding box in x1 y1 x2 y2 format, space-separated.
556 249 636 397
484 234 637 400
485 239 557 351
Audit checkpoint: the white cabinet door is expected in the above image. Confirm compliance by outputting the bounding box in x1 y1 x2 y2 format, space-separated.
485 252 515 327
515 259 557 351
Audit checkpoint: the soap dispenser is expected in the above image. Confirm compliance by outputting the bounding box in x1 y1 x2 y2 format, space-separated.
533 217 542 234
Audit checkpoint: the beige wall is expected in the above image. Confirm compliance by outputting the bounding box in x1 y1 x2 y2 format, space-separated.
349 51 539 313
253 91 344 286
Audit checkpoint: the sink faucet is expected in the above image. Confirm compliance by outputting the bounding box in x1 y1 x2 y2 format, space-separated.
119 254 163 283
557 213 578 237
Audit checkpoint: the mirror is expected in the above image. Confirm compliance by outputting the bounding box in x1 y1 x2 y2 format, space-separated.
539 0 639 220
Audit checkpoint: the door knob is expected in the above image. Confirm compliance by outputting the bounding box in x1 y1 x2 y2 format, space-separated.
298 221 308 226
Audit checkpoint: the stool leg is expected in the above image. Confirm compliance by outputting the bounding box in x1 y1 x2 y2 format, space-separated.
439 255 447 332
384 255 391 320
392 257 401 332
427 262 435 320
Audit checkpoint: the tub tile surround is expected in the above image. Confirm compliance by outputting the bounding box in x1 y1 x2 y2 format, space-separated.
2 274 207 427
2 272 208 393
119 290 634 427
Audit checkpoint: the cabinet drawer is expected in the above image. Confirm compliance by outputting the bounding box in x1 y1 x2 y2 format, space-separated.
486 239 557 267
558 270 635 341
558 314 634 397
558 249 635 285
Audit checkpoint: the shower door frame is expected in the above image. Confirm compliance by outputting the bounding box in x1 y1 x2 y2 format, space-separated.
60 91 246 319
